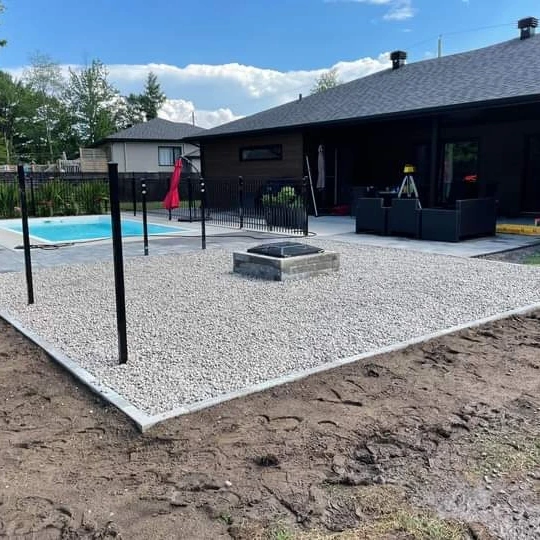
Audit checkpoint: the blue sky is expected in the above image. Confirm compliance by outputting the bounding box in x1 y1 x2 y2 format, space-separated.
1 0 537 126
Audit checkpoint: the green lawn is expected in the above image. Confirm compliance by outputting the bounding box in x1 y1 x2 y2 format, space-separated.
525 254 540 265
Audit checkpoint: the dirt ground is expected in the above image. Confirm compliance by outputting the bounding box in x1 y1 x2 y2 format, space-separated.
1 311 540 540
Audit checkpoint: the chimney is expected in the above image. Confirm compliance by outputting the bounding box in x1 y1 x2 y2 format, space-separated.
390 50 407 70
298 93 303 102
518 17 538 39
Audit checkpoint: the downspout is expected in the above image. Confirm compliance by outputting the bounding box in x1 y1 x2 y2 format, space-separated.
123 142 128 173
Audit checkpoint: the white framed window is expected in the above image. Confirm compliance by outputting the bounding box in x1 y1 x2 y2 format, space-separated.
158 146 183 166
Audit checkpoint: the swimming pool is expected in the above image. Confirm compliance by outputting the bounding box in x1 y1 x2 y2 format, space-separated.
0 215 187 244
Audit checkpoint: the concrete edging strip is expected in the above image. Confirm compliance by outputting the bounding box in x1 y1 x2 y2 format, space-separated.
2 301 540 432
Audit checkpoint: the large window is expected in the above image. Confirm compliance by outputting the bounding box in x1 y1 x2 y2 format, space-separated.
441 141 479 203
239 144 282 162
158 146 183 166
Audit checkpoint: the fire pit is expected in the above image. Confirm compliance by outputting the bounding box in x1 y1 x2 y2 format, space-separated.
233 242 339 281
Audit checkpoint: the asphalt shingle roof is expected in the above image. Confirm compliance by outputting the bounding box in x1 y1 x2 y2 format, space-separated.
106 118 206 141
196 34 540 139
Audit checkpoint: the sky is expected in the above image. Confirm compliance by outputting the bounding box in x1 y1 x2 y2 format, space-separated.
0 0 538 128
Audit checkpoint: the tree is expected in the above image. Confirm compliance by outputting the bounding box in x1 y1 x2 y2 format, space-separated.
0 71 27 163
0 2 7 48
122 72 167 125
22 53 65 161
140 72 166 120
64 59 119 145
310 68 341 94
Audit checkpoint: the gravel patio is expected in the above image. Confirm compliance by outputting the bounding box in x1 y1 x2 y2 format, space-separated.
1 238 540 416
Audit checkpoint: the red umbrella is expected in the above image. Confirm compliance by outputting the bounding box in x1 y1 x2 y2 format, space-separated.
162 159 183 210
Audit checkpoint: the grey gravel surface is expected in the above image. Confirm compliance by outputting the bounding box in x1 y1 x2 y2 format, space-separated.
1 240 540 415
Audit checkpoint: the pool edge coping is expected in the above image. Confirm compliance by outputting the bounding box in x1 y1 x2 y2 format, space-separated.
2 301 540 432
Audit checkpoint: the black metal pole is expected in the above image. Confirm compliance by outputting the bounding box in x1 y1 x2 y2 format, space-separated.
108 162 128 364
238 176 244 229
200 177 206 250
302 176 309 236
187 177 193 223
131 174 136 216
17 165 34 305
141 180 149 256
29 174 36 217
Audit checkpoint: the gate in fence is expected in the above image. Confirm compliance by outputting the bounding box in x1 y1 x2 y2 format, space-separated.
136 175 309 236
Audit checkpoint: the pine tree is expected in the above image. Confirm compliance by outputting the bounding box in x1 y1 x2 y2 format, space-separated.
140 72 166 120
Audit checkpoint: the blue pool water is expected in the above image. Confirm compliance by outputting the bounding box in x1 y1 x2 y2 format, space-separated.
2 217 186 243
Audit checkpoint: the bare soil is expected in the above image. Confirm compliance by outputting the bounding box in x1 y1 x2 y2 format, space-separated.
1 313 540 540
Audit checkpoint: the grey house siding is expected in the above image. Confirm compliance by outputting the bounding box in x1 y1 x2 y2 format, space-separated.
202 132 304 178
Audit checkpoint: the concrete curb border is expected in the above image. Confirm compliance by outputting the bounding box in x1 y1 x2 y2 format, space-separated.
2 302 540 432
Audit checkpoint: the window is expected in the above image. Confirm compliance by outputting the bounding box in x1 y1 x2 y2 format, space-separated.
239 144 282 162
440 141 479 203
158 146 183 166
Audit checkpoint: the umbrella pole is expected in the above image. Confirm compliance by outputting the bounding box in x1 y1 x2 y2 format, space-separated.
305 155 318 217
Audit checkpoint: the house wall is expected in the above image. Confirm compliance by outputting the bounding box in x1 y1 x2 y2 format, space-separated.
107 141 201 173
202 132 304 178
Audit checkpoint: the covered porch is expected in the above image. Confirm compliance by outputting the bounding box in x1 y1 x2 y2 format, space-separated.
303 101 540 219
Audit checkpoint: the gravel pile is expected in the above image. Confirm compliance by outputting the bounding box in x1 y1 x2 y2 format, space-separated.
1 240 540 415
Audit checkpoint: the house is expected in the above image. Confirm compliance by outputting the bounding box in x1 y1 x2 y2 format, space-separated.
189 18 540 216
95 118 206 174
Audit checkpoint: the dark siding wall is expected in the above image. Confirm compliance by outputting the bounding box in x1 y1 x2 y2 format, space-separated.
202 132 304 178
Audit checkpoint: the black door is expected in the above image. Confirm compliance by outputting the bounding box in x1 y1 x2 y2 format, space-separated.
523 135 540 212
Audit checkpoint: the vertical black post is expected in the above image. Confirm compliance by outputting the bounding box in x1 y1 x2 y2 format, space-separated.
29 174 36 217
17 166 34 305
187 177 193 223
200 177 206 250
131 174 136 216
302 176 309 236
141 180 149 256
238 176 244 229
108 163 128 364
429 116 439 207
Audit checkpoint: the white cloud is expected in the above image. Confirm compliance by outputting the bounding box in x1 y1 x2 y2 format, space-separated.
325 0 416 21
6 53 390 129
383 0 415 20
158 99 243 129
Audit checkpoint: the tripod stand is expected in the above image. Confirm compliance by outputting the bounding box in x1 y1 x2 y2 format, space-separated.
397 164 422 208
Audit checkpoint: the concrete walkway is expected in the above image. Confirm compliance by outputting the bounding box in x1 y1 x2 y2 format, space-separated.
1 214 539 273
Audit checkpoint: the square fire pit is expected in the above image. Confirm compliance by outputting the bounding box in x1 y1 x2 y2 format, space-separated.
233 242 339 281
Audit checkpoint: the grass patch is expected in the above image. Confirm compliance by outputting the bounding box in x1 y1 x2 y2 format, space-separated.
525 254 540 265
290 510 467 539
471 434 540 478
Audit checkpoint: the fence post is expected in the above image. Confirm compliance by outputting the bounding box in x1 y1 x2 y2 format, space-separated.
200 177 206 250
187 176 193 223
131 174 136 216
29 174 36 217
302 176 309 236
17 165 34 305
108 162 128 365
141 180 149 256
238 176 244 229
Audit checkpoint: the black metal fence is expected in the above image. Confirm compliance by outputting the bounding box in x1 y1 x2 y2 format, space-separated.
0 171 309 235
0 172 110 219
135 175 309 235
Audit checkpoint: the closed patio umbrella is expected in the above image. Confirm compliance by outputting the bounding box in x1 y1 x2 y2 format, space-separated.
316 144 326 190
162 158 183 211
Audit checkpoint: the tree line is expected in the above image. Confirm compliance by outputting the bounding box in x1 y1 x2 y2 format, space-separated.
0 55 166 165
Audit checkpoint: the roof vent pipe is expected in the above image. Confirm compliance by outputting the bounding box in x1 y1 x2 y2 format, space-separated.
390 50 407 70
298 93 302 102
518 17 538 39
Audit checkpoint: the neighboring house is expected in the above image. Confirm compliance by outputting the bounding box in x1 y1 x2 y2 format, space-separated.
188 18 540 216
94 118 206 174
